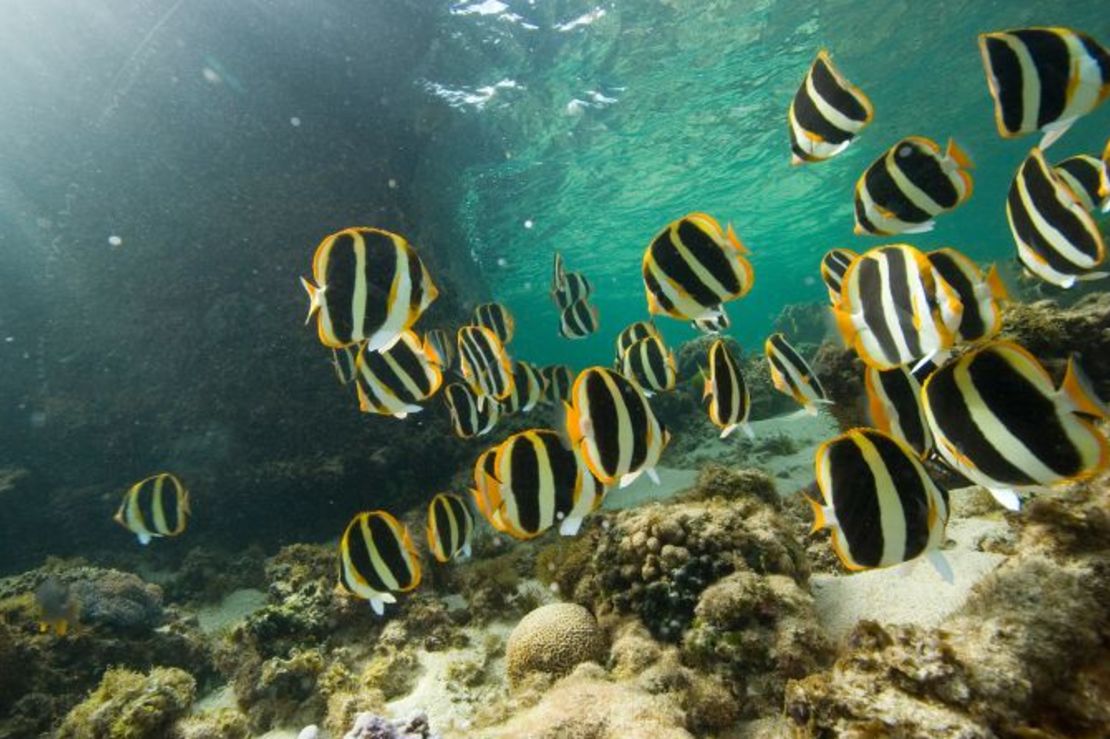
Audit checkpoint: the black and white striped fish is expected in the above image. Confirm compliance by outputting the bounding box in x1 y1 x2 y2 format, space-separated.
810 428 951 581
559 298 600 339
423 328 457 373
704 339 752 439
925 248 1008 343
330 344 360 385
473 302 515 344
615 321 661 360
1006 148 1107 288
788 49 874 165
337 510 421 615
764 333 831 415
457 325 514 403
1054 155 1109 212
489 429 606 539
553 272 593 310
542 365 573 404
620 335 676 397
469 447 503 531
820 248 857 306
921 341 1110 511
301 227 438 351
978 27 1110 150
442 382 500 438
864 366 933 459
853 137 974 236
353 330 443 419
565 367 670 488
552 251 567 295
642 212 754 322
425 493 473 563
691 305 730 335
501 360 545 414
113 472 191 545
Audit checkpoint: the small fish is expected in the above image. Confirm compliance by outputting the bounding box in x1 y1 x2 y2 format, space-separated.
442 382 500 438
820 248 857 306
552 251 567 295
501 360 545 414
1054 155 1109 213
301 227 438 351
642 212 754 322
620 335 676 397
473 302 515 344
337 510 421 616
423 328 457 372
615 321 661 360
925 248 1008 343
764 333 831 414
470 446 508 532
921 341 1110 511
426 493 474 563
34 577 79 636
853 137 973 236
810 428 952 581
490 429 606 538
542 364 573 404
833 244 962 370
1006 148 1107 288
704 339 752 439
457 325 514 403
864 365 933 458
353 331 443 419
553 271 593 310
114 473 191 545
565 367 670 488
691 305 730 335
978 28 1110 150
559 298 600 339
788 49 874 165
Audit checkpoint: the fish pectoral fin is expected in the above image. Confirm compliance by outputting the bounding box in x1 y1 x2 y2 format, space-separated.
900 221 936 234
989 488 1022 511
927 551 955 584
619 470 643 488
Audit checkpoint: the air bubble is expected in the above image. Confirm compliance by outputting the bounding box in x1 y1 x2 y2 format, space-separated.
108 235 123 247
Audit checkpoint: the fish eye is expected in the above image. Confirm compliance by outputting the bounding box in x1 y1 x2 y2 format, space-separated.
899 146 913 157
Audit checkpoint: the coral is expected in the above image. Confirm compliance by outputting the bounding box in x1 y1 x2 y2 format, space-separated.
810 341 867 431
171 709 250 739
69 569 165 632
341 711 435 739
323 690 387 739
680 464 777 505
534 529 601 604
231 647 327 731
506 602 607 687
55 666 196 739
360 647 420 699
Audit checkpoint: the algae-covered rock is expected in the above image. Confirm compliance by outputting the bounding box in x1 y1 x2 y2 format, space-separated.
506 602 607 687
56 666 196 739
171 708 250 739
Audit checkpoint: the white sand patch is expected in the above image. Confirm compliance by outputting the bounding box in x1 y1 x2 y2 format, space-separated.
195 587 268 635
602 466 698 509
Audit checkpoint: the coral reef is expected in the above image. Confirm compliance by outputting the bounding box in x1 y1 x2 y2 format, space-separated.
505 602 607 687
772 302 830 346
341 712 435 739
55 666 196 739
810 341 867 431
171 709 251 739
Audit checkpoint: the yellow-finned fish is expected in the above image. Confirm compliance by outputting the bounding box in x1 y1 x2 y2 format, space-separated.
764 333 832 415
457 325 514 403
337 510 421 616
551 252 567 296
864 365 933 459
704 339 752 439
1054 155 1109 213
353 330 443 419
925 248 1008 343
620 335 676 397
34 577 79 637
820 248 857 306
542 364 573 405
426 493 474 563
114 473 191 545
691 305 730 335
469 446 508 533
615 321 661 360
443 382 500 438
473 302 515 344
788 49 874 165
501 360 545 414
553 271 593 311
301 227 438 351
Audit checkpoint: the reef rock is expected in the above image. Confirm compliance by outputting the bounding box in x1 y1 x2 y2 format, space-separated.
56 666 196 739
506 602 606 688
810 341 866 431
69 569 165 631
342 711 435 739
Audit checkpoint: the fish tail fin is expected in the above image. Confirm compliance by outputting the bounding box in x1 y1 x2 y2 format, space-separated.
985 264 1009 301
1061 355 1109 419
946 138 974 169
300 277 320 325
804 493 835 534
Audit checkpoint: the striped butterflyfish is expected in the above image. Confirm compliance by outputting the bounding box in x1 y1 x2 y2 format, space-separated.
764 332 831 415
473 302 515 344
809 428 952 581
423 328 457 373
552 251 567 295
925 248 1008 343
1100 136 1110 208
501 360 545 414
470 446 508 533
820 248 857 306
337 510 421 616
113 472 191 545
853 137 974 236
642 212 754 322
542 364 573 404
559 298 600 339
565 367 670 488
615 320 661 360
620 335 676 397
489 429 606 539
833 244 962 371
704 339 752 439
691 305 730 335
353 330 443 419
330 344 360 385
443 382 500 438
1054 155 1109 213
425 493 474 563
553 271 593 311
864 366 933 459
1006 148 1107 288
301 227 438 351
788 49 874 165
457 325 514 403
978 28 1110 150
920 340 1110 512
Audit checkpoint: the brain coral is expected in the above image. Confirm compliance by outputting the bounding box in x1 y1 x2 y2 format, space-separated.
506 603 606 687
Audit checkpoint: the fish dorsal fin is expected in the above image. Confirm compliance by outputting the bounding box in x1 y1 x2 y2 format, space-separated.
726 223 750 254
946 138 974 169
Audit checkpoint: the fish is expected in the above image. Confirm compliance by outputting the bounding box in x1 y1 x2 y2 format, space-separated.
833 244 962 370
615 321 661 360
978 27 1110 150
1100 136 1110 208
469 446 508 532
809 428 952 581
552 251 567 295
330 344 360 385
559 298 600 339
920 340 1110 511
553 271 593 310
853 137 974 236
353 330 443 419
113 472 190 545
1006 148 1107 288
34 577 79 636
620 335 676 397
457 325 514 403
565 367 670 488
924 248 1008 343
473 302 515 344
301 227 439 351
1054 155 1109 213
542 364 574 404
489 429 606 538
642 212 754 322
337 510 422 616
501 360 545 414
426 493 474 563
864 365 933 459
764 332 831 414
423 328 457 372
820 248 857 306
704 339 752 439
788 49 874 165
691 305 730 335
442 382 501 438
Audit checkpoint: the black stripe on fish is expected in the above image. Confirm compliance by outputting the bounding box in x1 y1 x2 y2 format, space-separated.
649 229 720 309
1019 29 1071 131
857 257 902 365
853 192 879 234
886 248 924 360
896 142 961 209
405 241 424 318
509 434 542 534
642 265 675 315
927 250 985 340
325 231 358 342
359 230 399 340
869 431 932 562
983 35 1025 135
1055 156 1103 209
811 53 869 122
677 219 741 297
432 498 453 556
367 513 415 590
791 75 850 145
826 435 884 568
770 334 827 399
585 371 621 478
1011 153 1101 272
874 368 931 456
863 157 932 224
343 517 381 592
539 431 578 522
